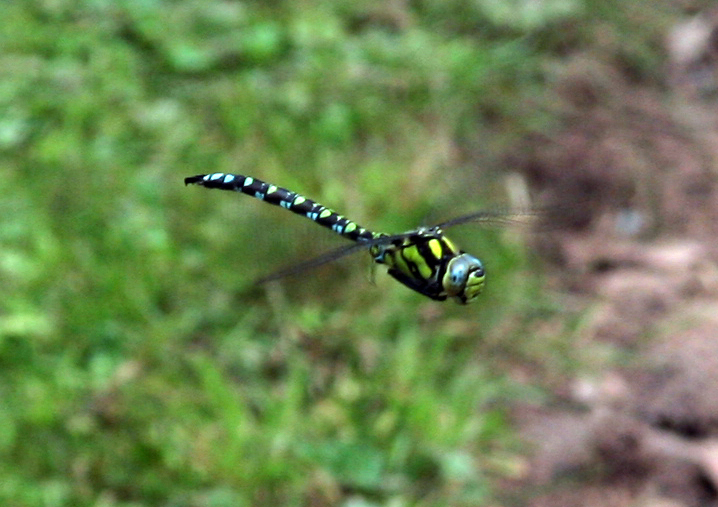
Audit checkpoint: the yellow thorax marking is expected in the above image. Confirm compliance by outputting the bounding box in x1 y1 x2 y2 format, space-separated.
427 238 443 260
400 244 434 279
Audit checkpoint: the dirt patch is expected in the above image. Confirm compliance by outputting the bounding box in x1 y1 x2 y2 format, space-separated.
503 9 718 507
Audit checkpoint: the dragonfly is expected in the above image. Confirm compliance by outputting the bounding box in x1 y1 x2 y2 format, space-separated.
185 172 539 304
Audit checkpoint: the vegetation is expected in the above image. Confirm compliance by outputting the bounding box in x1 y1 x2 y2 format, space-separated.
1 1 672 505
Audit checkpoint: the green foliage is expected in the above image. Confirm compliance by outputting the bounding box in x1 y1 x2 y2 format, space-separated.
0 0 668 505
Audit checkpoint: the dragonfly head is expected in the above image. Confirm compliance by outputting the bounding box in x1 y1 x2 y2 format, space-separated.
444 253 485 304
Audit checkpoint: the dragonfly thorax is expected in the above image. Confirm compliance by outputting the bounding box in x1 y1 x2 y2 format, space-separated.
366 227 485 304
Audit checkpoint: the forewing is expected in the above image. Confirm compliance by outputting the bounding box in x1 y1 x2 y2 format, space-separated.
437 202 586 232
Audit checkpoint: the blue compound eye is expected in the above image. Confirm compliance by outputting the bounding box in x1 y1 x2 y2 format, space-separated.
443 254 485 303
450 263 467 286
445 254 483 293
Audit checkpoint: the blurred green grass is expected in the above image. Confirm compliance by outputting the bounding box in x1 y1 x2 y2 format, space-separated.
0 1 671 505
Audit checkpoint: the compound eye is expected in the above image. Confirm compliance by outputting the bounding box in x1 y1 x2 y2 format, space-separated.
450 263 467 286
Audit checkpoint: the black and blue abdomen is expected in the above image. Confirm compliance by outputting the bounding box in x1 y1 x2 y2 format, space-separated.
185 173 376 242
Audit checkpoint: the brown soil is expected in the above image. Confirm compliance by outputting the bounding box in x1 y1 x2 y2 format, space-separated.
503 10 718 507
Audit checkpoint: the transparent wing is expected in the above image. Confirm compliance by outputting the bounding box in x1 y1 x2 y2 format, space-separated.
436 208 541 229
254 234 411 285
255 242 369 284
256 204 581 284
436 202 586 232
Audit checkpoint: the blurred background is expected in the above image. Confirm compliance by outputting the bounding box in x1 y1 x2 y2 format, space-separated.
4 1 718 506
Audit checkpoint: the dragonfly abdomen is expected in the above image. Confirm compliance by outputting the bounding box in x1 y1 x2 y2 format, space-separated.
185 173 377 242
